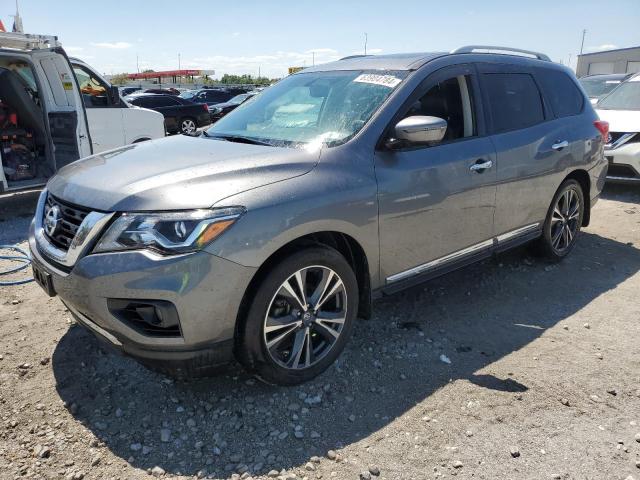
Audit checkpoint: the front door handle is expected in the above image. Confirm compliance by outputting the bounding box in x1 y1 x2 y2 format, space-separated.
470 159 493 172
552 140 569 151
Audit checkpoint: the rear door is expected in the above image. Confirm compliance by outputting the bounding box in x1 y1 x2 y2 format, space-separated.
32 49 92 162
479 64 569 243
375 64 497 287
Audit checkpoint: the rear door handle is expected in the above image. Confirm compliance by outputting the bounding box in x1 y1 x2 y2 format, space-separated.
469 159 493 172
552 140 569 151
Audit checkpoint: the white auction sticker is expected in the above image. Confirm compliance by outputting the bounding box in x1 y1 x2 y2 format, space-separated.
353 73 402 88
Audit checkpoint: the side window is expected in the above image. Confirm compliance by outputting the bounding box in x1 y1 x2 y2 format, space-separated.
536 69 584 117
481 73 544 133
403 75 476 143
207 91 228 102
153 96 179 107
133 97 153 108
72 65 109 108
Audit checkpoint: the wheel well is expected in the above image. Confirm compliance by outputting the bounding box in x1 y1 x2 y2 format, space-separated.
234 232 372 351
564 169 591 226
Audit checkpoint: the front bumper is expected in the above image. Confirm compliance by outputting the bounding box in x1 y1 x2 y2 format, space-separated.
605 142 640 183
29 221 256 374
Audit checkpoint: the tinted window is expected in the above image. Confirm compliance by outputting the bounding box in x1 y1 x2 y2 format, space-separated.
129 97 152 107
538 70 584 117
482 73 544 133
206 91 231 102
152 96 179 107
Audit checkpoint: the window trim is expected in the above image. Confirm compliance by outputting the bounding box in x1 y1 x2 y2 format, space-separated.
377 63 486 152
475 63 550 135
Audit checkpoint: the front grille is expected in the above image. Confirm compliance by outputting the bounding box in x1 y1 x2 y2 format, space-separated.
43 194 91 251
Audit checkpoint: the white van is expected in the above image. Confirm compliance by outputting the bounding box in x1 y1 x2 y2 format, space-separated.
0 32 164 193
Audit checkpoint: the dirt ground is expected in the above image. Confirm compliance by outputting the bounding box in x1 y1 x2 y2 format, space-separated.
1 184 639 480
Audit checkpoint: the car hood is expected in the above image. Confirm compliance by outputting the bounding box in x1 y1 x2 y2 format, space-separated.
596 109 640 133
47 135 320 211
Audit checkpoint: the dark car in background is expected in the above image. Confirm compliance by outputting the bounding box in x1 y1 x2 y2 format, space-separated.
180 87 253 108
209 91 258 122
125 93 210 134
578 74 632 104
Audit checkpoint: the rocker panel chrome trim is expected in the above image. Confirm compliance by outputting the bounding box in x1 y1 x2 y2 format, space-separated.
386 222 540 284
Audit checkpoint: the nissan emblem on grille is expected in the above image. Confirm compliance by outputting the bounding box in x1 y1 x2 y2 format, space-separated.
44 205 61 237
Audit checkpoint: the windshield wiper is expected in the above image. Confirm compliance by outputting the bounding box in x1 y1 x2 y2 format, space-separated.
209 134 272 146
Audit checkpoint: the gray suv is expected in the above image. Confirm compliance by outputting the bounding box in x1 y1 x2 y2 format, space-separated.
29 46 609 385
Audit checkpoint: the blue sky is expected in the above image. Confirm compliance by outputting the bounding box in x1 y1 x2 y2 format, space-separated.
3 0 639 78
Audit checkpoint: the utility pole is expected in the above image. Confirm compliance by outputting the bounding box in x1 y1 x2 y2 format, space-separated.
136 54 139 74
178 53 181 70
364 32 368 55
11 0 24 33
312 51 315 66
579 29 586 55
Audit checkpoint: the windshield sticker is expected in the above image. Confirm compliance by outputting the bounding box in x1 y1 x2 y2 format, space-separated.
353 74 402 88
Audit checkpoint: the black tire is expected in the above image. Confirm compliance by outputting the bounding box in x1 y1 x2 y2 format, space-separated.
238 246 358 386
535 179 585 261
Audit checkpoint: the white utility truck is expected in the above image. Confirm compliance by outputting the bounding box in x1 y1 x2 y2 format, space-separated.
0 32 164 193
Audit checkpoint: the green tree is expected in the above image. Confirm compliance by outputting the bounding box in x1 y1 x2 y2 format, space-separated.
110 73 129 85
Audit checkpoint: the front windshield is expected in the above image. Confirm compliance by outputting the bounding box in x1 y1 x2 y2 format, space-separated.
580 78 622 98
597 79 640 110
206 70 408 147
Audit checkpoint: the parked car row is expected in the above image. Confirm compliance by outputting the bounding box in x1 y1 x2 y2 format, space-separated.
123 85 263 134
125 93 211 135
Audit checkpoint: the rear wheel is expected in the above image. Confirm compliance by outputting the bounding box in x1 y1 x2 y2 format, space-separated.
180 117 197 135
238 247 358 386
536 179 584 261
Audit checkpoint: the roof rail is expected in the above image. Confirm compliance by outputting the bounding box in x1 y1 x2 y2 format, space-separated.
339 54 372 61
451 45 551 62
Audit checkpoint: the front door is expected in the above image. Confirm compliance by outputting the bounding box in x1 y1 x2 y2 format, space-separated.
375 64 497 286
72 63 125 153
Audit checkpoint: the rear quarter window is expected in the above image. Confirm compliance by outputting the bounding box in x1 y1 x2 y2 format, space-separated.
481 73 545 134
537 69 584 117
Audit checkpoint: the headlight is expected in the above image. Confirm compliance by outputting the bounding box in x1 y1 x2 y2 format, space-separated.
211 107 223 114
94 207 244 254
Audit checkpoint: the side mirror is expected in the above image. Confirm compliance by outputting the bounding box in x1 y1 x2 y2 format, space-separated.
108 85 121 106
389 115 447 147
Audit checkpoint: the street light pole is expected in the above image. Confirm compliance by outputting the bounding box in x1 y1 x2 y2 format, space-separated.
580 29 586 55
364 32 368 55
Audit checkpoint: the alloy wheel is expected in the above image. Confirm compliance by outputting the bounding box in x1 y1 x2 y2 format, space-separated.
181 119 196 135
550 188 580 253
263 266 347 370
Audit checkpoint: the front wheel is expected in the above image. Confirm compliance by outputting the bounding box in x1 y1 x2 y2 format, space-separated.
180 117 197 135
536 179 585 261
238 247 358 386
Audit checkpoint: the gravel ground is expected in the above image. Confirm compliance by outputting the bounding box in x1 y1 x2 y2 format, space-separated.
1 184 639 480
